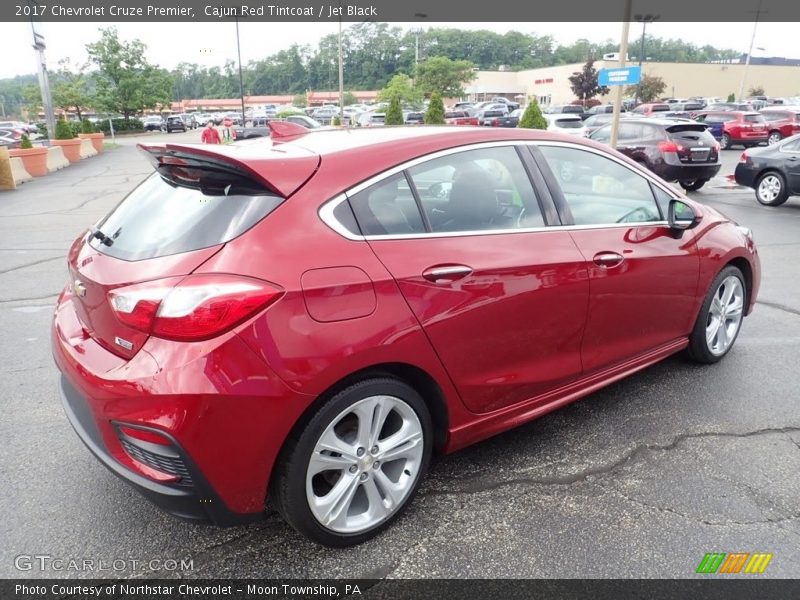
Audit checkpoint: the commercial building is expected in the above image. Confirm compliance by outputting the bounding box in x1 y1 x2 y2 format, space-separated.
466 60 800 105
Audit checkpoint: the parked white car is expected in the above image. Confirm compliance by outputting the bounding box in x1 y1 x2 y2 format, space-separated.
543 113 587 137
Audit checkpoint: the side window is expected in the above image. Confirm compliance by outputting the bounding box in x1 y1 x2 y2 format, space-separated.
348 173 425 236
538 145 661 226
781 139 800 152
590 125 612 142
407 146 544 232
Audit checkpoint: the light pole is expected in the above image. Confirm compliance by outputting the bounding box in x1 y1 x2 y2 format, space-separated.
738 0 765 102
634 14 658 105
610 0 632 149
235 14 246 126
338 2 344 122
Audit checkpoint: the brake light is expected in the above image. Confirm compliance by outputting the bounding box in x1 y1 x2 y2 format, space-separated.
108 274 283 341
657 141 684 153
739 152 749 164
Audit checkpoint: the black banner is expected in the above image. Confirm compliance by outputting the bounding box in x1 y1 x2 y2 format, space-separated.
3 0 800 22
3 579 800 600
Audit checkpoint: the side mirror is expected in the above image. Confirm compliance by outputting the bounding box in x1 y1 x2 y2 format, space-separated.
668 198 701 230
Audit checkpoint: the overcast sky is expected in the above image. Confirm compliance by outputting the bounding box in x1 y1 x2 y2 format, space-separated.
2 21 798 80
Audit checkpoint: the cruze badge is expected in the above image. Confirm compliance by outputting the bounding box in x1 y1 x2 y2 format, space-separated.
73 280 87 297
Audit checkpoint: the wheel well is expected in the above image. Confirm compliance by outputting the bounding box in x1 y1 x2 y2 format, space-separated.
280 363 450 458
756 168 785 184
727 257 753 307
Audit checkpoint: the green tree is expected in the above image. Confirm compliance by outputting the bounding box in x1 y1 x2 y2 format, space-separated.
55 116 75 139
52 59 94 120
342 91 358 106
518 98 547 129
86 28 173 121
726 92 736 102
292 93 308 107
626 74 666 103
424 92 445 124
568 59 608 105
378 74 422 106
414 56 475 98
748 85 765 97
384 95 404 125
21 85 42 120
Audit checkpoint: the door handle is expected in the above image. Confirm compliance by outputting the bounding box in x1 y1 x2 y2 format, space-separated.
422 265 473 283
593 252 624 268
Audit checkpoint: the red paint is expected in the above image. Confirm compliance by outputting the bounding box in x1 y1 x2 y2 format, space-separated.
53 126 761 523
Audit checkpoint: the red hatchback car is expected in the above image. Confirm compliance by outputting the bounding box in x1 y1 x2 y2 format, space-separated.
694 111 769 150
759 107 800 146
53 124 760 546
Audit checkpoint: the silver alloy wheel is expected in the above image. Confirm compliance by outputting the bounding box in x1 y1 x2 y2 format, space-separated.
757 174 783 204
768 132 781 145
306 395 424 533
706 275 745 356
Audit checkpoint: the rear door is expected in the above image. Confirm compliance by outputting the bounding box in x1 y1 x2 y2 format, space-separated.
780 138 800 192
346 144 589 414
533 143 700 373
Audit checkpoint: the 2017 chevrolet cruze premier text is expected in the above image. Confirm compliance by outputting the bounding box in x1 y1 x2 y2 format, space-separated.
52 122 760 546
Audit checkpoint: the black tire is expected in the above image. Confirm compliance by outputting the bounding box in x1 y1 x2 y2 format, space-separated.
271 377 433 546
720 133 731 150
755 171 789 206
687 265 746 364
679 179 707 192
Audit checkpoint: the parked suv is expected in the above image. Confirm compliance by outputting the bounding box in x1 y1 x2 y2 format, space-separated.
759 108 800 145
693 111 769 149
590 118 721 191
164 115 187 133
631 103 672 116
179 114 197 130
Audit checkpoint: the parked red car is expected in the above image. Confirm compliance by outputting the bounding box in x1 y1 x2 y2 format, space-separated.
759 107 800 145
444 110 479 126
53 124 760 546
694 111 769 149
631 103 672 116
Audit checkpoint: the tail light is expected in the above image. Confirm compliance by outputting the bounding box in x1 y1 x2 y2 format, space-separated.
739 151 749 164
657 141 684 153
108 274 283 341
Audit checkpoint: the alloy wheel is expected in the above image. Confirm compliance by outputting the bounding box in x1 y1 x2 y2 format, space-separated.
306 395 424 533
768 132 782 145
705 275 744 356
757 174 783 204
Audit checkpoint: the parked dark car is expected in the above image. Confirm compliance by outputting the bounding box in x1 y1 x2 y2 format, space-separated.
734 134 800 206
405 112 425 125
53 123 759 546
143 116 164 132
590 118 721 191
694 111 768 149
179 114 198 130
759 108 800 145
488 108 522 128
164 116 187 133
479 109 507 126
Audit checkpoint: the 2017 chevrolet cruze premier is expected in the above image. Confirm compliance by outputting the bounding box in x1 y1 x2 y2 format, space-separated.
53 123 760 546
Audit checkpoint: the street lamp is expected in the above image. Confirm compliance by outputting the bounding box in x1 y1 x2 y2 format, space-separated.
738 0 765 102
634 13 659 105
235 14 246 126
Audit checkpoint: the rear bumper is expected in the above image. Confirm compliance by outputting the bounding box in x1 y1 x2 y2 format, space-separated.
659 163 721 182
59 375 256 526
734 164 758 188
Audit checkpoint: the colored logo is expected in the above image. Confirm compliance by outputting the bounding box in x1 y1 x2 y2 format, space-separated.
697 552 773 574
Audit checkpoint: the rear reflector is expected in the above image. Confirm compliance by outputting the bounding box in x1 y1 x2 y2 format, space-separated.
109 274 283 342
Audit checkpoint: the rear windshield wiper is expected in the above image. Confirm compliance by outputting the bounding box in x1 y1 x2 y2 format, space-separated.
90 227 114 247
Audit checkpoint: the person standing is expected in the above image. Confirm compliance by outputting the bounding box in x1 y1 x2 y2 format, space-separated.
200 121 221 144
220 118 237 144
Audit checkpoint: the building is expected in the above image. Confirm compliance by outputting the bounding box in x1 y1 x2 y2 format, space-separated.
466 60 800 105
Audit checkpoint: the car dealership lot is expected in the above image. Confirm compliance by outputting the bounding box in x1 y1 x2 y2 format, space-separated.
0 136 798 578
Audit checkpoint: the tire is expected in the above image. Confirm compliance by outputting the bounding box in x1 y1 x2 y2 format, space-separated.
755 171 788 206
720 133 731 150
271 377 433 546
768 131 782 145
679 179 707 192
687 266 746 364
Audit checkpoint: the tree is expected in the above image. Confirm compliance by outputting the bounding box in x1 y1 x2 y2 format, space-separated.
385 95 404 125
52 59 94 120
86 28 173 121
414 56 476 98
568 59 608 105
342 91 358 106
626 74 666 103
518 98 547 129
424 92 445 124
292 93 307 108
748 85 765 97
726 92 736 102
378 74 422 106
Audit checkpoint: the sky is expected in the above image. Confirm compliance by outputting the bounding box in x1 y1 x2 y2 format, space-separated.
1 21 798 80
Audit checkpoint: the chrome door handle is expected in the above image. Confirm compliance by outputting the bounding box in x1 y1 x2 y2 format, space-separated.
422 265 473 283
593 252 624 268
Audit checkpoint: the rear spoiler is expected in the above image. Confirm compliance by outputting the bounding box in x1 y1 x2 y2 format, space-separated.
137 143 319 197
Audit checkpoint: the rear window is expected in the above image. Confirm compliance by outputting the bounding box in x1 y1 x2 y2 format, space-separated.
555 118 583 128
562 105 584 113
744 114 766 123
665 124 708 134
652 105 670 112
90 172 283 261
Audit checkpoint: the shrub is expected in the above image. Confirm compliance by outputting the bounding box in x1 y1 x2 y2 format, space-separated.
36 123 48 138
96 118 145 134
55 117 75 140
384 96 404 125
518 98 547 129
20 134 33 149
424 92 445 125
80 119 96 134
332 116 342 126
726 92 736 102
277 109 303 118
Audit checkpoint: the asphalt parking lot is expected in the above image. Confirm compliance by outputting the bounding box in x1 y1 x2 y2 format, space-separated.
0 132 798 579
